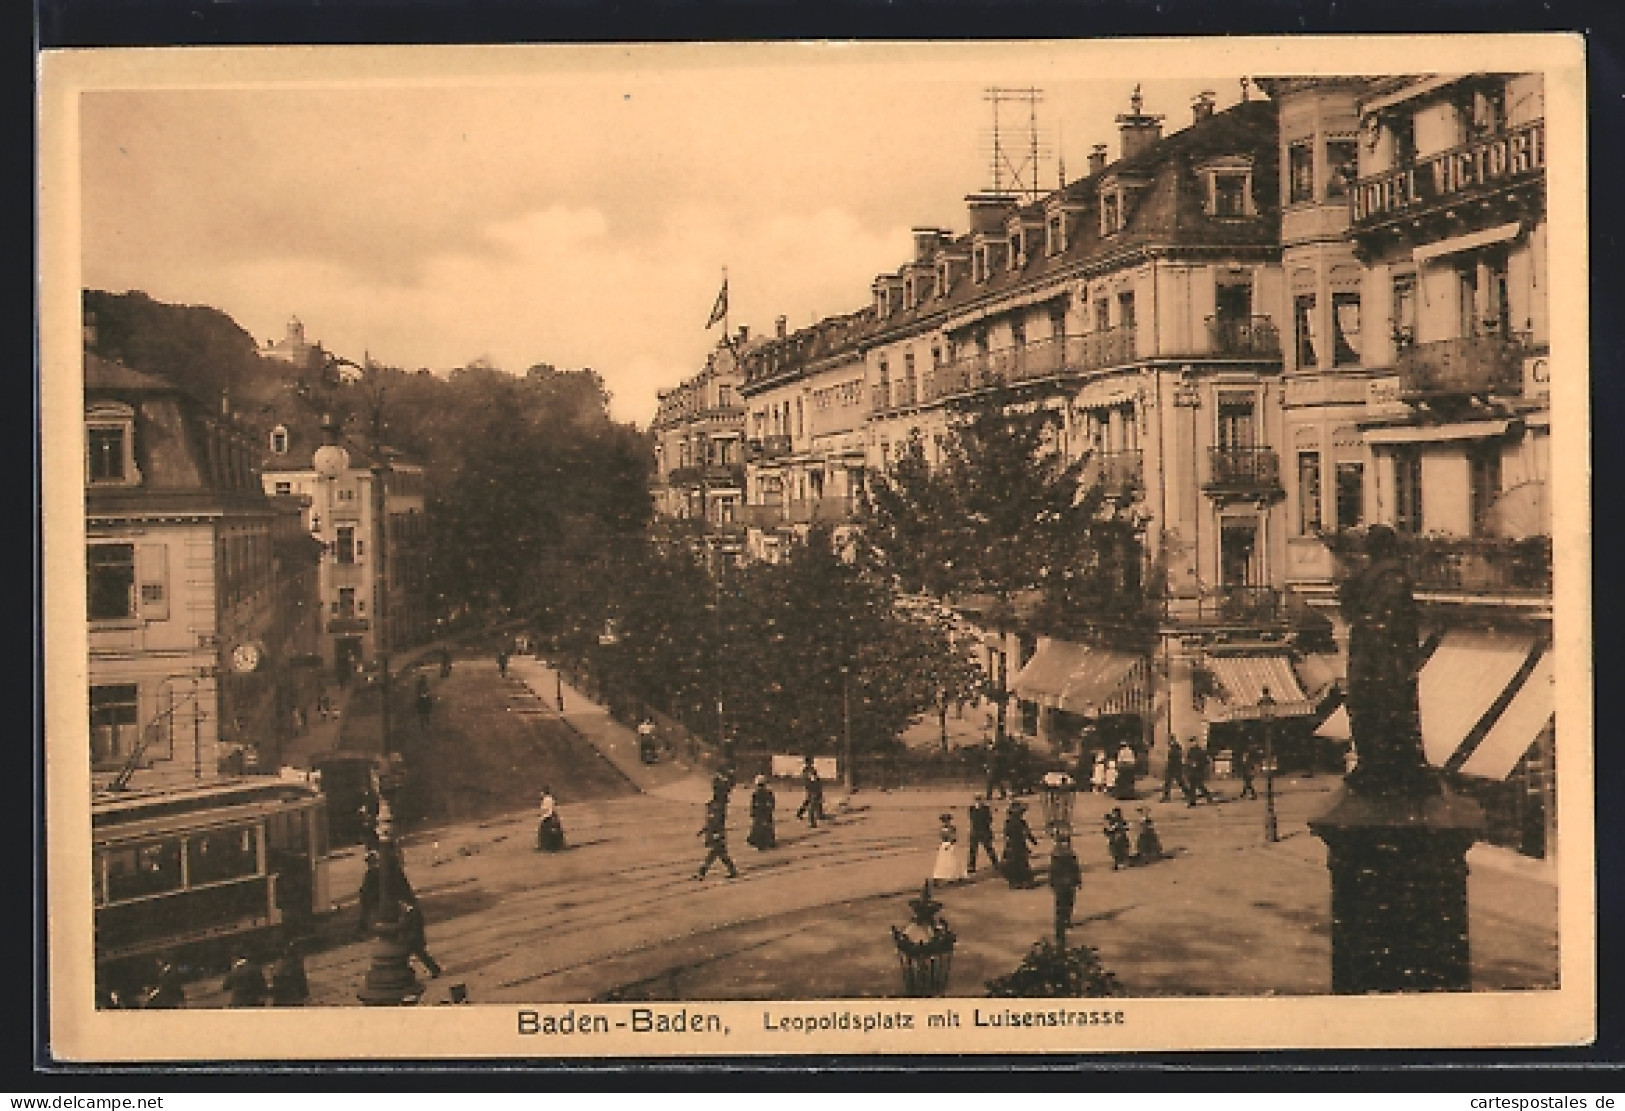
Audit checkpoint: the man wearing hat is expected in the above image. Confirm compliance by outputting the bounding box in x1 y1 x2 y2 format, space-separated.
747 774 777 850
794 755 824 828
966 794 999 875
1047 831 1083 945
695 799 739 880
1001 801 1038 887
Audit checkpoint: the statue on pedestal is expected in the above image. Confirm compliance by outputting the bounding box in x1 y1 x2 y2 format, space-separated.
1337 524 1438 797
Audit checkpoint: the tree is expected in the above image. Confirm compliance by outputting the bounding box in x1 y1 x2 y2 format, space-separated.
863 386 1147 745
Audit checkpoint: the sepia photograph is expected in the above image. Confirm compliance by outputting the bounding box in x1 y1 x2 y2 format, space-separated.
38 36 1592 1060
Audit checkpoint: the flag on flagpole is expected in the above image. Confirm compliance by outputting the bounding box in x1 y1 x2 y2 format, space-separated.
705 276 728 330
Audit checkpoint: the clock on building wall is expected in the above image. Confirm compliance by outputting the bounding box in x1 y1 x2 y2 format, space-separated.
230 642 264 674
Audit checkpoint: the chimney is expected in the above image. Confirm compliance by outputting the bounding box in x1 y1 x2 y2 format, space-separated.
1115 83 1165 162
1087 143 1108 176
737 325 749 343
775 315 788 340
1192 90 1216 124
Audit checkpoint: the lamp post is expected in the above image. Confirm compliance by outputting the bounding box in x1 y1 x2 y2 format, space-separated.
1039 770 1075 841
1259 685 1279 844
890 883 955 997
840 665 854 793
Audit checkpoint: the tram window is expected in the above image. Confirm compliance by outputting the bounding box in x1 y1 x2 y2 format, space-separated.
105 839 183 902
186 826 261 886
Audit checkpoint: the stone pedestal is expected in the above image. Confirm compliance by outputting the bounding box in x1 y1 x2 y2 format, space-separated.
357 918 423 1006
1311 787 1484 994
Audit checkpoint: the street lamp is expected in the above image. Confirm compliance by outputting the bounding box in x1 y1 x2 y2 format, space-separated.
840 665 854 793
1259 685 1279 844
890 883 955 997
356 791 422 1005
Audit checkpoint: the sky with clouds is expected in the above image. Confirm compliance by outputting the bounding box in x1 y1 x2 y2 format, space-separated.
78 44 1255 425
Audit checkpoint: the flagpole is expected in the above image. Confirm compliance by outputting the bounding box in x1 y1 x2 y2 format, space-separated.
721 265 729 344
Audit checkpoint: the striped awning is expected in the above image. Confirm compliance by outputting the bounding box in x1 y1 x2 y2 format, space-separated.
1011 640 1148 717
1314 704 1351 741
1418 631 1537 768
1204 653 1317 721
1456 648 1553 780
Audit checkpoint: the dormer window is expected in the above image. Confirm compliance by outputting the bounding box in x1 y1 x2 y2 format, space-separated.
936 262 949 296
1008 231 1022 270
269 424 289 455
85 403 138 487
1101 191 1122 235
1046 214 1064 255
973 247 988 284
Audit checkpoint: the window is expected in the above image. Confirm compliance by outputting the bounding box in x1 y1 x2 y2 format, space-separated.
1009 232 1022 268
1294 294 1319 368
274 481 292 497
1393 448 1423 534
337 587 356 619
335 525 357 564
1470 442 1502 535
89 684 139 768
87 427 126 482
1391 275 1418 349
1117 291 1136 330
1095 298 1111 332
1101 192 1121 234
1213 173 1249 216
269 425 289 455
1047 214 1063 254
1298 452 1323 534
1469 85 1506 137
87 543 135 621
1335 462 1365 530
1288 142 1314 203
1011 319 1027 349
718 386 734 408
1326 140 1359 200
187 826 261 886
973 247 987 283
1217 395 1256 450
105 838 183 902
1332 292 1362 366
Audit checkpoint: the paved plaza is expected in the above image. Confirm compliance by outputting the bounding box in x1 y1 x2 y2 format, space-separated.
176 653 1559 1007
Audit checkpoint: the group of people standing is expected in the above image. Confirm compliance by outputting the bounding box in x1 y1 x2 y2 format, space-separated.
692 755 828 881
930 795 1041 888
1159 738 1218 807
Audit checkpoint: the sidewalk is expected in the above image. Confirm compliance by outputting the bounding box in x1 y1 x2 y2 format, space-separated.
507 656 712 799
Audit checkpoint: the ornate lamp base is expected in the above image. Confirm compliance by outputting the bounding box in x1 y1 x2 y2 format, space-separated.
357 920 423 1006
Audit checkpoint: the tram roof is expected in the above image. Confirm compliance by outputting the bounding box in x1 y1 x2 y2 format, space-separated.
92 777 322 828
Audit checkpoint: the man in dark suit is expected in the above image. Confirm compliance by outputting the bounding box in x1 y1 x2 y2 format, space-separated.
966 795 999 874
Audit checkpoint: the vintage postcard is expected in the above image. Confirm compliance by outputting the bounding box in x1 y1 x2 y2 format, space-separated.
39 35 1593 1061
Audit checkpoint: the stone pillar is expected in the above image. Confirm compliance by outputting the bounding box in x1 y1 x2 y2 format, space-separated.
1312 791 1483 993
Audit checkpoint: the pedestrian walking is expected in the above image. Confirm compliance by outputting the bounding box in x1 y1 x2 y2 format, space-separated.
1001 801 1039 888
931 813 967 885
400 896 442 978
694 800 739 880
794 756 824 828
1237 746 1258 800
1090 751 1108 794
711 769 734 815
1185 740 1214 805
966 794 999 875
637 718 658 764
269 940 309 1006
1048 832 1082 944
1161 738 1185 803
537 786 566 852
1135 808 1165 863
497 648 510 679
746 775 777 850
221 954 268 1008
1102 807 1133 869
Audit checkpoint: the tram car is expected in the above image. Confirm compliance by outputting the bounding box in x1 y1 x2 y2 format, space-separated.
92 778 331 975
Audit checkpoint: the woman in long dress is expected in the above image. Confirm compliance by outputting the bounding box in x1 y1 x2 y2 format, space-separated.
1001 801 1039 887
537 786 566 852
1090 752 1108 793
931 813 967 884
746 775 777 850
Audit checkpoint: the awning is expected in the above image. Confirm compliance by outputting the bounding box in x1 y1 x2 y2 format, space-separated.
1412 221 1524 264
1418 630 1537 767
1010 639 1148 717
1457 648 1554 780
1204 654 1317 721
1364 420 1512 445
1315 704 1351 741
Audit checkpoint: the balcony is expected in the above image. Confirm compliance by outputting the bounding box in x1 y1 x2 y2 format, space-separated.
926 328 1140 402
1351 118 1545 231
1084 450 1144 503
783 496 858 525
327 616 370 635
1204 446 1284 502
737 503 785 528
1395 332 1531 398
1165 586 1289 628
703 463 745 487
1206 316 1281 358
1406 535 1551 597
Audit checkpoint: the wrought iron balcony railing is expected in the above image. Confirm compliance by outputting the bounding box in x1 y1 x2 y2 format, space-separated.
1407 535 1552 596
1395 332 1532 397
1204 446 1283 497
1206 315 1282 358
1083 449 1145 502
